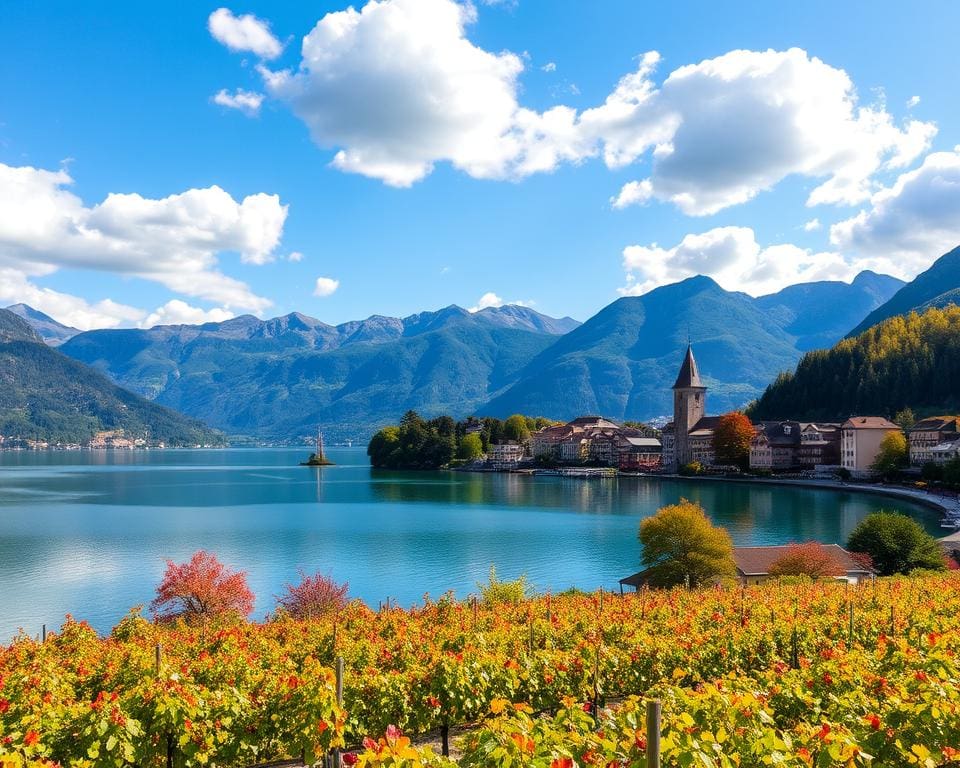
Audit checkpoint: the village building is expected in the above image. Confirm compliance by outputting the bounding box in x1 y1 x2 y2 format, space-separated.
732 544 876 585
840 417 901 478
488 441 525 469
661 345 718 471
930 439 960 466
618 437 664 471
907 417 959 466
617 543 875 591
529 415 662 468
749 421 841 472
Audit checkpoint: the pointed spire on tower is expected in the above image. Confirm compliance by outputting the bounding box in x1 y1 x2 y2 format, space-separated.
672 344 704 389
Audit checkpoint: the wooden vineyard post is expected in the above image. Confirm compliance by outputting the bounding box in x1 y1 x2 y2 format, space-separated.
41 624 46 643
332 656 344 768
848 601 854 646
645 699 661 768
155 642 162 677
740 585 746 625
472 595 478 630
441 723 450 757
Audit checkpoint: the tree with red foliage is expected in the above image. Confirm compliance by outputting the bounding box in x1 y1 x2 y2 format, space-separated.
276 570 349 619
151 550 255 622
712 412 755 470
768 542 846 579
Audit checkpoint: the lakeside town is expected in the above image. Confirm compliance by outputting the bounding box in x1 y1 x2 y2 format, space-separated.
468 346 960 483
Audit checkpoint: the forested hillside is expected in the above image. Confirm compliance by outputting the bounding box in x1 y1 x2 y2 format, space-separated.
0 309 225 446
750 305 960 420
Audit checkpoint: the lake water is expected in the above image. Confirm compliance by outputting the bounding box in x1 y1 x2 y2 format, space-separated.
0 447 940 639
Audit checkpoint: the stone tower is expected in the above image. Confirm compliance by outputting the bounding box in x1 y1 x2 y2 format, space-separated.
672 345 706 466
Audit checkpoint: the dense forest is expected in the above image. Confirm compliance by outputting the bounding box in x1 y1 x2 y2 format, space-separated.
366 410 557 469
750 305 960 421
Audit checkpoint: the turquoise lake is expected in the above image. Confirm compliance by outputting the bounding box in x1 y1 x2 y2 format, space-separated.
0 447 941 640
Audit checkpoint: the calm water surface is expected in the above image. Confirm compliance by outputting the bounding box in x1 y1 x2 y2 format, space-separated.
0 447 940 639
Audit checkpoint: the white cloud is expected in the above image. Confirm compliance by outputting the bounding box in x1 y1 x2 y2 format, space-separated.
618 226 888 297
597 48 936 215
469 292 504 312
830 146 960 269
0 267 145 331
611 179 652 209
0 162 284 312
803 218 821 232
313 276 339 296
287 251 304 262
213 88 265 116
248 7 933 215
140 300 234 329
907 95 921 108
208 8 283 59
541 62 556 73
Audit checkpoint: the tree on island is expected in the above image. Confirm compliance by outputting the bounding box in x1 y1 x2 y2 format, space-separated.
871 431 909 479
276 570 348 619
151 551 254 623
712 412 755 470
638 499 736 587
767 542 846 579
847 512 945 576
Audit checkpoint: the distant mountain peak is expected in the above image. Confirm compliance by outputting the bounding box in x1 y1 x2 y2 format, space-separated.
4 303 79 346
847 245 960 337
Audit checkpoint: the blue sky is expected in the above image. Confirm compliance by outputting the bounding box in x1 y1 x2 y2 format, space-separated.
2 0 959 329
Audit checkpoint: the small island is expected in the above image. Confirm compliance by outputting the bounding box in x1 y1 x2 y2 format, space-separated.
301 427 335 466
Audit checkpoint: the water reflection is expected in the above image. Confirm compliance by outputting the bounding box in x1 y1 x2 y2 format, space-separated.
0 447 941 639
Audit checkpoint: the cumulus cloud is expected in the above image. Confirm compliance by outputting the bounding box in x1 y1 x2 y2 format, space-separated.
0 162 284 312
208 8 283 59
600 48 936 215
140 300 234 329
213 88 265 116
830 146 960 269
469 292 504 312
803 218 821 232
243 1 932 214
0 267 145 330
313 276 339 296
541 62 556 73
907 95 921 108
611 179 653 209
618 226 894 297
287 251 304 262
259 0 584 186
468 292 531 312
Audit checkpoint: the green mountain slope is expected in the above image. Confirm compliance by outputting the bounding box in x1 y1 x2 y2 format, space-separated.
848 245 960 337
0 309 224 446
750 305 960 421
60 306 570 440
480 276 804 420
758 271 904 351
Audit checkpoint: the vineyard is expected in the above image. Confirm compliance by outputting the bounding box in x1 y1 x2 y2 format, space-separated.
2 573 960 767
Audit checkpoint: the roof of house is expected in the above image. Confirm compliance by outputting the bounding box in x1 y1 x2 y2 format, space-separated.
753 421 801 446
841 417 900 430
733 544 875 576
622 436 662 449
569 416 621 429
672 345 705 390
908 416 960 433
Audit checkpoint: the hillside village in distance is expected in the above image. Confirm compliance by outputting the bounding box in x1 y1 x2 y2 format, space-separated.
471 345 960 482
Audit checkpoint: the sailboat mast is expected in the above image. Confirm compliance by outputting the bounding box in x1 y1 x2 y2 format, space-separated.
317 427 324 460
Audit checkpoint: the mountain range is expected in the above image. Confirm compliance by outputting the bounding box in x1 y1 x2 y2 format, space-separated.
0 308 224 446
9 271 901 441
847 245 960 336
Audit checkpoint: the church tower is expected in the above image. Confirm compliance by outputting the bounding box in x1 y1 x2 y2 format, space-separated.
672 345 706 466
